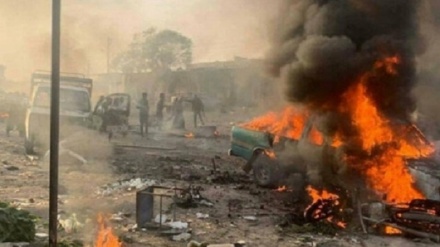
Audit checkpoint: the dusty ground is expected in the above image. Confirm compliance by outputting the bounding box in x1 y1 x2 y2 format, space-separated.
0 109 439 247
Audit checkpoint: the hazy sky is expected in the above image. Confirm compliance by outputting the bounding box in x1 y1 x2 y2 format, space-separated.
0 0 282 81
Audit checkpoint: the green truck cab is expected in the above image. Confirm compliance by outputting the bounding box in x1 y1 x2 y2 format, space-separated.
229 123 327 191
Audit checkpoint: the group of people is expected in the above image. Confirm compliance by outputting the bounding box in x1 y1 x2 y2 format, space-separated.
137 92 205 137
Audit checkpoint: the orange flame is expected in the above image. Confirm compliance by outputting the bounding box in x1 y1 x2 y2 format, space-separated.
339 55 432 203
242 107 308 140
306 186 339 204
185 132 194 138
264 149 276 159
242 55 434 205
95 214 122 247
275 185 287 192
306 186 346 228
385 226 402 235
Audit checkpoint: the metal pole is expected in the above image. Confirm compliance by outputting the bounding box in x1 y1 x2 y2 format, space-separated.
49 0 61 246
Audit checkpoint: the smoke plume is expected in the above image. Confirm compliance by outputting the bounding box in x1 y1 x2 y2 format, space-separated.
267 0 422 124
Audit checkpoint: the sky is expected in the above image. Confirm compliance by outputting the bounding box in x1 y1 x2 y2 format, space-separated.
0 0 282 81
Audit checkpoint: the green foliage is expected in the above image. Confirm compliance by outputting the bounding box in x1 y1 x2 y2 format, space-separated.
0 202 37 242
113 28 192 73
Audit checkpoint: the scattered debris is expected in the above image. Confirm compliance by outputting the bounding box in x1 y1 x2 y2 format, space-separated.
361 199 440 242
196 213 209 219
58 213 83 233
174 186 214 208
154 214 168 224
3 165 18 171
167 221 188 229
172 232 191 241
97 178 156 196
243 216 257 222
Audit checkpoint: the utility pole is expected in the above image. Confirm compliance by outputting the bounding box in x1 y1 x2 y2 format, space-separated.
107 37 111 74
49 0 61 246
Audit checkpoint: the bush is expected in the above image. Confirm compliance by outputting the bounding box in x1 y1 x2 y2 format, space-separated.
0 202 36 242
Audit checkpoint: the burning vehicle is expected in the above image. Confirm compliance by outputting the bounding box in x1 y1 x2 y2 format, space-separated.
229 54 440 205
24 71 93 154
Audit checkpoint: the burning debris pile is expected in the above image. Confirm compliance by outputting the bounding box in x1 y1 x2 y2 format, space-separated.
241 0 439 238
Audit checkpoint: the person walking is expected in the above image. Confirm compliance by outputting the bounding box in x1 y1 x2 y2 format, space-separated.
189 94 205 128
137 92 149 137
156 93 165 130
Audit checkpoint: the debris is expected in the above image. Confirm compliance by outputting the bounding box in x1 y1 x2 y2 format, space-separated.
243 216 257 221
58 213 83 233
35 233 48 239
172 232 191 242
175 186 214 208
97 178 156 196
360 199 440 242
3 165 19 171
110 212 125 222
154 214 168 224
167 221 188 229
187 240 209 247
196 213 209 219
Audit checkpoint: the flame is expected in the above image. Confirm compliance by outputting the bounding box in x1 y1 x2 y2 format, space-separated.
385 226 402 235
264 149 276 159
95 214 122 247
309 126 324 145
242 55 434 207
275 185 287 192
306 186 339 203
306 186 346 228
185 132 194 138
338 56 432 203
242 107 308 140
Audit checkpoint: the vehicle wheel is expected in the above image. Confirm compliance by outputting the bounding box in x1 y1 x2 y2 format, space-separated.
252 153 281 188
24 138 34 155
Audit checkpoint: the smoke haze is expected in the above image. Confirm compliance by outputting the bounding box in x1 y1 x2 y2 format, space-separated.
0 0 282 84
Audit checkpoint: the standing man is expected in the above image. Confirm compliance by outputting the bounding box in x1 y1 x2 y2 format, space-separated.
189 94 205 128
137 92 149 137
156 93 165 130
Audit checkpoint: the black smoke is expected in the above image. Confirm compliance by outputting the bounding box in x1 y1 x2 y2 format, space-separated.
267 0 422 123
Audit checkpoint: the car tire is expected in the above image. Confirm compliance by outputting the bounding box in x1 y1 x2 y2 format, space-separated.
252 152 281 188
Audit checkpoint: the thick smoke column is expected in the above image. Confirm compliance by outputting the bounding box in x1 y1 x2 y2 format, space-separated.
267 0 422 123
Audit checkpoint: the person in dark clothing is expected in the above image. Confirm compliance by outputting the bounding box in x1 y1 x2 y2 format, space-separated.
156 93 165 130
189 94 205 128
172 97 185 129
137 92 149 137
99 96 111 133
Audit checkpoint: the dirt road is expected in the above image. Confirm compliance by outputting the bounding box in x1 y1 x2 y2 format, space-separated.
0 110 437 247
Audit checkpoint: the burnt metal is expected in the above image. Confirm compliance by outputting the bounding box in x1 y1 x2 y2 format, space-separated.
49 0 61 246
389 199 440 235
362 216 440 243
136 185 181 229
304 199 339 222
174 185 213 208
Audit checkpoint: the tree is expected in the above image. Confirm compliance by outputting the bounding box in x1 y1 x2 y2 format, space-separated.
113 28 192 73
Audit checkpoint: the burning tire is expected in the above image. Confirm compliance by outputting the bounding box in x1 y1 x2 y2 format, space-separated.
252 152 281 187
